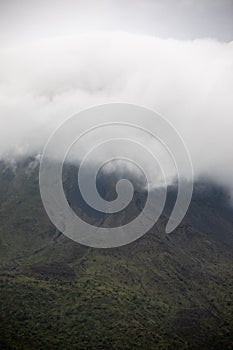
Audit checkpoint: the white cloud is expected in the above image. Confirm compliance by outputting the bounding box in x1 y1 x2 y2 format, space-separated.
0 32 233 190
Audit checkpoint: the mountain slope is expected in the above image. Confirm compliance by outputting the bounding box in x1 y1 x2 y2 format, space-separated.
0 158 233 349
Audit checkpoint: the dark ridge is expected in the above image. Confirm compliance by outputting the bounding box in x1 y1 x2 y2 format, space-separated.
0 156 233 349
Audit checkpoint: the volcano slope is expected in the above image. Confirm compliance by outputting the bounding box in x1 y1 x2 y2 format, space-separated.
0 158 233 349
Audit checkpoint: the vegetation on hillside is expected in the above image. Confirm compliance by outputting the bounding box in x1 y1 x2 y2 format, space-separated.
0 159 233 349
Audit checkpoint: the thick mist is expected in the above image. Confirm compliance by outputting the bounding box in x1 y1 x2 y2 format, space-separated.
0 32 233 192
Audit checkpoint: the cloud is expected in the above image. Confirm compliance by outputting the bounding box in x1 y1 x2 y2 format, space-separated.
0 32 233 191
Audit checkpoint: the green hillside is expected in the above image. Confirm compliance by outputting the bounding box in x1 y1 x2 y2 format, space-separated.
0 158 233 349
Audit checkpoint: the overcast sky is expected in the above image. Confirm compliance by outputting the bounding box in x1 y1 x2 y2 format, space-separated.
0 0 233 46
0 1 233 193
